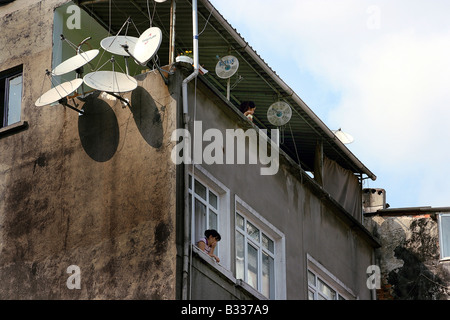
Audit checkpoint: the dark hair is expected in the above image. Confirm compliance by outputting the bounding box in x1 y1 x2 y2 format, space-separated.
205 229 221 241
239 101 255 113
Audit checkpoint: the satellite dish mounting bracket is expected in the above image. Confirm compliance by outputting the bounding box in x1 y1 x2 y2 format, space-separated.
121 44 169 85
59 97 85 115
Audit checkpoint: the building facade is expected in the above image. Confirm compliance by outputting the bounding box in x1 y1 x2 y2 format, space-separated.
363 189 450 300
1 0 379 299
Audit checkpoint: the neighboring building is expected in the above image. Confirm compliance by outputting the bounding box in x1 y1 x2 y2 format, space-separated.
363 188 450 300
0 0 380 299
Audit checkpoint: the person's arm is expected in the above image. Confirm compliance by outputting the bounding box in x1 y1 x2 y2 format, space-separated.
197 240 206 251
209 242 220 263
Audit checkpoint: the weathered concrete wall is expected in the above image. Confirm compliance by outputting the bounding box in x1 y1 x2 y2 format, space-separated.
0 0 177 299
185 79 377 300
365 213 450 300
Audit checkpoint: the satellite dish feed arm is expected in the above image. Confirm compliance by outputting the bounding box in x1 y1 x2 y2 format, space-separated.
122 44 145 66
77 37 92 54
121 44 169 85
59 97 85 114
106 92 131 108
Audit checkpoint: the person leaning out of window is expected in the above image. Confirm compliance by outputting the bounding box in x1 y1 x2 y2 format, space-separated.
197 229 221 263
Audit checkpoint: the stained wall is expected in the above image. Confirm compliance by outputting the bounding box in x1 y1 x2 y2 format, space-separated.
0 0 178 299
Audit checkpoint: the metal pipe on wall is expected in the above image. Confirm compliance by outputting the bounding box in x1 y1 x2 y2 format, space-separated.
182 0 199 301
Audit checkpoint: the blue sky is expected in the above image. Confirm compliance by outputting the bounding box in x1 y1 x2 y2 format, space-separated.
209 0 450 209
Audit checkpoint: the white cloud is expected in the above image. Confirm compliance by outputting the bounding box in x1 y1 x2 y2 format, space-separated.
210 0 450 208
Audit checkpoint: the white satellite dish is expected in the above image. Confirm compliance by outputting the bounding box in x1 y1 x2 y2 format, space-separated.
35 79 83 107
83 71 137 93
52 49 99 76
332 128 354 144
133 27 162 65
267 101 292 126
215 55 239 79
101 35 139 56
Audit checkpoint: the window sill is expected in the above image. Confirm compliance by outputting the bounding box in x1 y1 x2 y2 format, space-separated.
0 121 28 138
192 245 268 300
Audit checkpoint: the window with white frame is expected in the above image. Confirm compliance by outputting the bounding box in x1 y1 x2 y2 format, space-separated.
235 212 275 299
234 197 286 300
188 166 231 269
1 65 23 128
307 254 355 300
307 270 347 300
189 175 220 253
438 213 450 260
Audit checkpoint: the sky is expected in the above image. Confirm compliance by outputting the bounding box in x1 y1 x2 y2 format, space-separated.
209 0 450 209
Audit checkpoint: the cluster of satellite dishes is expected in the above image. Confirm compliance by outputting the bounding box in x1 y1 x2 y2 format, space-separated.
34 1 350 148
34 18 163 114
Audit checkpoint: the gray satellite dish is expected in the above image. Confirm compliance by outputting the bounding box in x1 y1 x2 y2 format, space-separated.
101 35 138 57
332 128 354 144
215 55 239 79
133 27 162 65
35 79 83 107
35 78 85 114
267 101 292 127
83 71 137 93
52 49 99 76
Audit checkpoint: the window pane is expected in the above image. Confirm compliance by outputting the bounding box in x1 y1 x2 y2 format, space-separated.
262 233 274 253
308 271 316 286
441 215 450 258
188 174 192 190
194 179 206 199
194 199 206 242
209 191 217 209
6 74 22 125
236 232 245 280
308 289 315 300
209 210 217 231
236 213 244 230
247 221 260 243
318 278 336 300
262 252 274 299
247 244 258 290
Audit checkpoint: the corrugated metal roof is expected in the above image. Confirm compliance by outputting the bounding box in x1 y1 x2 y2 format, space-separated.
76 0 376 180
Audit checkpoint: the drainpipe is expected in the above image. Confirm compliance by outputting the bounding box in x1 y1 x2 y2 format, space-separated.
182 0 199 301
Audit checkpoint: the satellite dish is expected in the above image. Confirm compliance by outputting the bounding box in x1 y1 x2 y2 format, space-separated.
35 79 83 107
52 49 99 76
133 27 162 65
215 55 239 79
101 35 139 56
83 71 137 93
267 101 292 126
332 128 354 144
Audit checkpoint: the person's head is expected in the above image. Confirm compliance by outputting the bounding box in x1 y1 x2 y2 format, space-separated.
205 229 221 245
240 101 256 113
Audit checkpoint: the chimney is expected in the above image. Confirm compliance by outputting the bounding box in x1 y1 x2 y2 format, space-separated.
362 188 386 214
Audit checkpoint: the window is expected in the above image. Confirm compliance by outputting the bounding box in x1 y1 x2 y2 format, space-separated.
235 212 275 299
1 65 23 128
307 254 355 300
439 213 450 260
308 270 346 300
189 175 220 255
234 196 286 300
188 166 231 269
